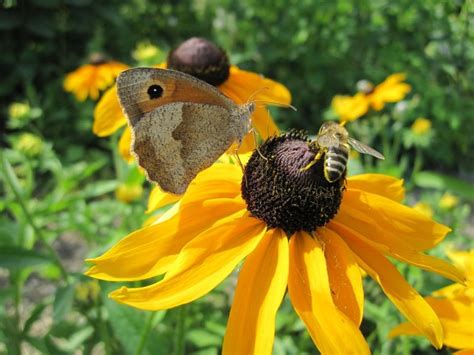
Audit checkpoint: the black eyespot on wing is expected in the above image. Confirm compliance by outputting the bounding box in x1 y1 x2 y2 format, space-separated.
147 84 163 99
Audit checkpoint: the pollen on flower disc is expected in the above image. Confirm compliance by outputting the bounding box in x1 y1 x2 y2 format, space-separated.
242 131 345 236
167 37 230 86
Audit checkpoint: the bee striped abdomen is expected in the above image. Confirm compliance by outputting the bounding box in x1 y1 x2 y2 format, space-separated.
324 145 349 182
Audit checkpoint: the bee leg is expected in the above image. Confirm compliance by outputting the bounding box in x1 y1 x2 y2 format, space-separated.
300 150 324 171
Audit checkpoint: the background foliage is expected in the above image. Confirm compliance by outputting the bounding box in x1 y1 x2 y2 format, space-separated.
0 0 473 354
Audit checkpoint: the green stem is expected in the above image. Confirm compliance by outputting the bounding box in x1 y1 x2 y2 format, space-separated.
110 133 123 182
134 312 158 355
1 153 69 283
173 305 188 355
97 297 112 355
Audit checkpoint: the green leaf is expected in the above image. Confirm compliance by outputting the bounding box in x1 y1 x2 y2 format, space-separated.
23 302 47 336
413 171 474 201
0 246 51 270
53 284 75 324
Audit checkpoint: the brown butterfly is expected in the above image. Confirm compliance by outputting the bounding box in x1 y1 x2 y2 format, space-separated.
116 67 255 194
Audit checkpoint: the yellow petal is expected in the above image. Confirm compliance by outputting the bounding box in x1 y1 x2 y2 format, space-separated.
221 66 291 106
109 214 266 310
331 93 370 122
339 189 451 251
347 174 405 202
369 73 411 111
426 296 474 349
288 231 370 355
86 198 246 281
342 232 444 348
93 85 127 137
318 227 364 326
223 228 289 355
390 297 474 350
330 221 465 284
146 186 181 213
118 126 134 162
454 350 474 355
237 105 280 153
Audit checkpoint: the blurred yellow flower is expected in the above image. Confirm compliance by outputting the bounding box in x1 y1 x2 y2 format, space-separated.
132 42 162 63
93 37 291 161
411 117 432 136
87 133 464 354
8 102 30 119
15 133 44 156
439 193 459 209
115 183 143 203
390 248 473 352
75 280 100 305
368 73 411 111
331 93 369 122
333 73 411 123
64 55 129 101
413 202 434 219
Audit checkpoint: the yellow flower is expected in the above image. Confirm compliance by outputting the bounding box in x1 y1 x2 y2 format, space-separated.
93 38 291 161
390 249 473 352
333 73 411 123
413 202 434 219
368 73 412 111
411 117 432 136
86 132 463 354
64 55 129 101
439 193 459 209
331 93 369 122
15 133 44 156
115 183 143 203
132 42 162 63
8 102 30 120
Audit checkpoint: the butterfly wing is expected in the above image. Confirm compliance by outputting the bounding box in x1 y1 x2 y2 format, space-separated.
116 67 235 126
131 102 238 194
348 137 385 160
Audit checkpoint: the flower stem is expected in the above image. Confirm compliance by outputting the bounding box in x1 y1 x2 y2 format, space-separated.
134 312 158 355
173 305 188 355
1 152 69 283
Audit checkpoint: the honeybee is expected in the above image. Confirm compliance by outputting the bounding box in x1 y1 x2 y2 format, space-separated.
302 121 384 182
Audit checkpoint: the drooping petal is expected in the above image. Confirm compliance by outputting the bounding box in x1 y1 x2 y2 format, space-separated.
146 186 182 213
330 221 465 284
109 214 266 310
237 105 280 153
93 85 127 137
223 228 288 355
118 126 134 162
341 231 444 348
318 227 364 326
86 198 246 281
288 231 370 355
389 297 474 350
347 174 405 202
220 66 291 106
339 189 451 251
369 73 411 111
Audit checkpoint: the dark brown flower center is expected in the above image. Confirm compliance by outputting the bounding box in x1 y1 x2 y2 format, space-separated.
167 37 230 86
241 132 345 236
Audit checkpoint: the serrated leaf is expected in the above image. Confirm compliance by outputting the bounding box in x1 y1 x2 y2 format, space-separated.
0 246 52 270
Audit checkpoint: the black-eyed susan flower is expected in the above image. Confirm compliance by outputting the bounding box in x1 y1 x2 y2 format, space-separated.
64 53 129 101
93 37 291 161
86 131 464 354
390 249 473 353
332 73 411 123
411 117 432 136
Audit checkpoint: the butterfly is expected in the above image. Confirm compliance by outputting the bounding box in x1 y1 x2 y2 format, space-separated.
116 67 255 194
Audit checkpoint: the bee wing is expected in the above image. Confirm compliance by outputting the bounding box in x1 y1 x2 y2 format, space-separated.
317 134 340 148
348 137 385 160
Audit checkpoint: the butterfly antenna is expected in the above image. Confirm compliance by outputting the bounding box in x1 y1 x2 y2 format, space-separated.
254 100 297 111
246 87 270 105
